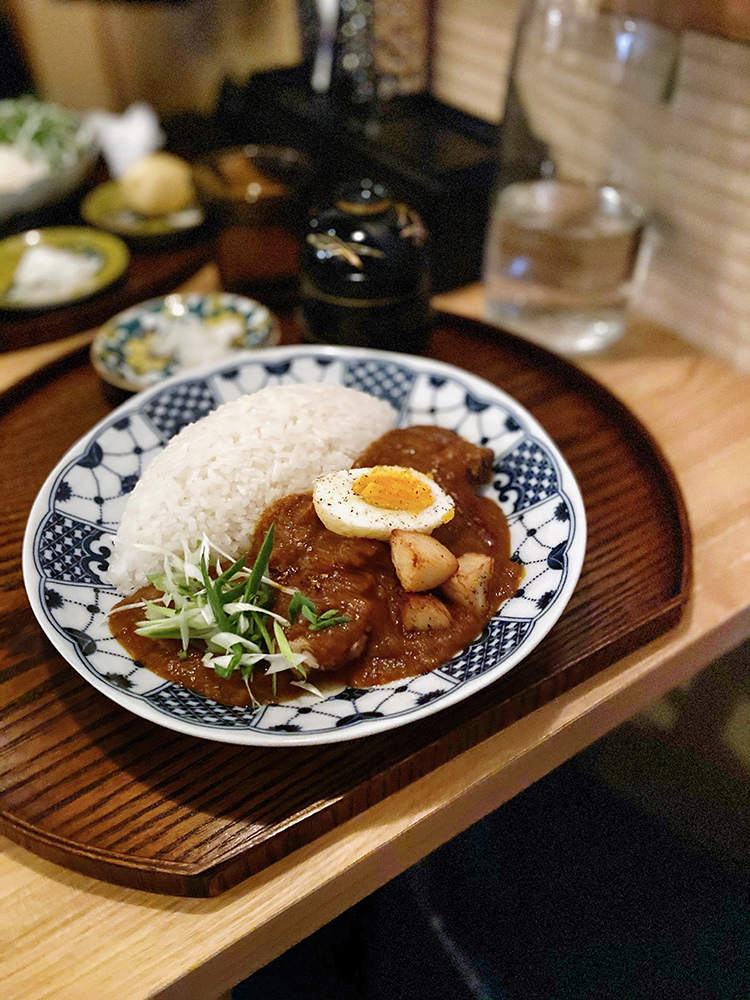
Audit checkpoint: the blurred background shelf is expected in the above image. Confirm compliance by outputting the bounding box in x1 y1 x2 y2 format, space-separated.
4 0 750 367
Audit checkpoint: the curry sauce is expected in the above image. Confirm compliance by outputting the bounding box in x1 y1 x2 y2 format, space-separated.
110 426 523 706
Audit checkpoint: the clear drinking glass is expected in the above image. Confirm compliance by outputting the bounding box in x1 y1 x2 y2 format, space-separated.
483 0 680 354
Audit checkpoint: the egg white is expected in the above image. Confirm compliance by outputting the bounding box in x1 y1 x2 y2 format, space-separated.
312 466 455 540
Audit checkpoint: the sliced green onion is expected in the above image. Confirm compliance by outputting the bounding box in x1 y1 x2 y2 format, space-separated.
128 528 349 690
244 525 274 602
273 619 298 670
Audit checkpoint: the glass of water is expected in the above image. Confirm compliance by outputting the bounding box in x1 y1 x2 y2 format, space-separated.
483 0 680 354
484 179 645 353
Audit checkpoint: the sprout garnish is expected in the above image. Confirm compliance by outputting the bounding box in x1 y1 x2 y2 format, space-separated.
116 525 350 694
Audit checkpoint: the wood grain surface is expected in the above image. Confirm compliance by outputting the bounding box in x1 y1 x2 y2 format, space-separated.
0 310 690 896
0 286 748 1000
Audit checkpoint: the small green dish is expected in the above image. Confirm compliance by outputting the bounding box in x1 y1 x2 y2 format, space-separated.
0 226 129 310
80 180 205 240
90 292 281 392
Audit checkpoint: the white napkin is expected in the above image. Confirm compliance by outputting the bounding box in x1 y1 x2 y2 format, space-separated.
83 102 165 178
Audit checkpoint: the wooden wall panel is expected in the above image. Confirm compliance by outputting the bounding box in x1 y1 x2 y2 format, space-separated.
681 0 750 43
638 31 750 371
4 0 117 110
5 0 301 114
430 0 520 121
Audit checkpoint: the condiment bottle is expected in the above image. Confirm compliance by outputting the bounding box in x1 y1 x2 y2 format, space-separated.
297 178 431 353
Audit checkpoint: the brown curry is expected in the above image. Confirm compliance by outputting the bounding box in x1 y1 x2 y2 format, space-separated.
110 426 523 706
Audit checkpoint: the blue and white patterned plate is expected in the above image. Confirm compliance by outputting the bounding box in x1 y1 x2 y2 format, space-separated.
23 345 586 746
90 292 280 392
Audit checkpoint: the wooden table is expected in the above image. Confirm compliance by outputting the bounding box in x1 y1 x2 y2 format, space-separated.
1 273 748 1000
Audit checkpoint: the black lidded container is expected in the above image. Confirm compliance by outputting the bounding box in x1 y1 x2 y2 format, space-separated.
297 178 432 354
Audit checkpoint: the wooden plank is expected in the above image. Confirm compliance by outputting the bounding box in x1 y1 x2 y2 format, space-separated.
1 287 749 998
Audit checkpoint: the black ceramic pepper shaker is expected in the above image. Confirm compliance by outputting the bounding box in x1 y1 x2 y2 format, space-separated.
297 178 431 353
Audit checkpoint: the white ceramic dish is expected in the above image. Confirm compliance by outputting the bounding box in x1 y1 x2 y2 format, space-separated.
23 345 586 746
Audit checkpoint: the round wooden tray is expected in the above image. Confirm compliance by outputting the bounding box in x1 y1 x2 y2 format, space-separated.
0 313 691 896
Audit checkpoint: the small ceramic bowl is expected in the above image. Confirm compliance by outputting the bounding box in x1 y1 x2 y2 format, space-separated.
91 292 281 392
193 145 311 226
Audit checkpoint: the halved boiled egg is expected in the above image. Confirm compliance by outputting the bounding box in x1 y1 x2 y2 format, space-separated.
312 465 455 540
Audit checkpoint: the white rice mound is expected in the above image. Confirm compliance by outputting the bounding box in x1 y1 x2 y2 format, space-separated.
106 383 396 593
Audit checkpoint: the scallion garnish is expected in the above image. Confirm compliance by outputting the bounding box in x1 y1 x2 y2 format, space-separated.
115 526 351 691
289 591 352 631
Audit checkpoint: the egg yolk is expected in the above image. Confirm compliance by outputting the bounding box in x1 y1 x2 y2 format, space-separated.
352 467 434 513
